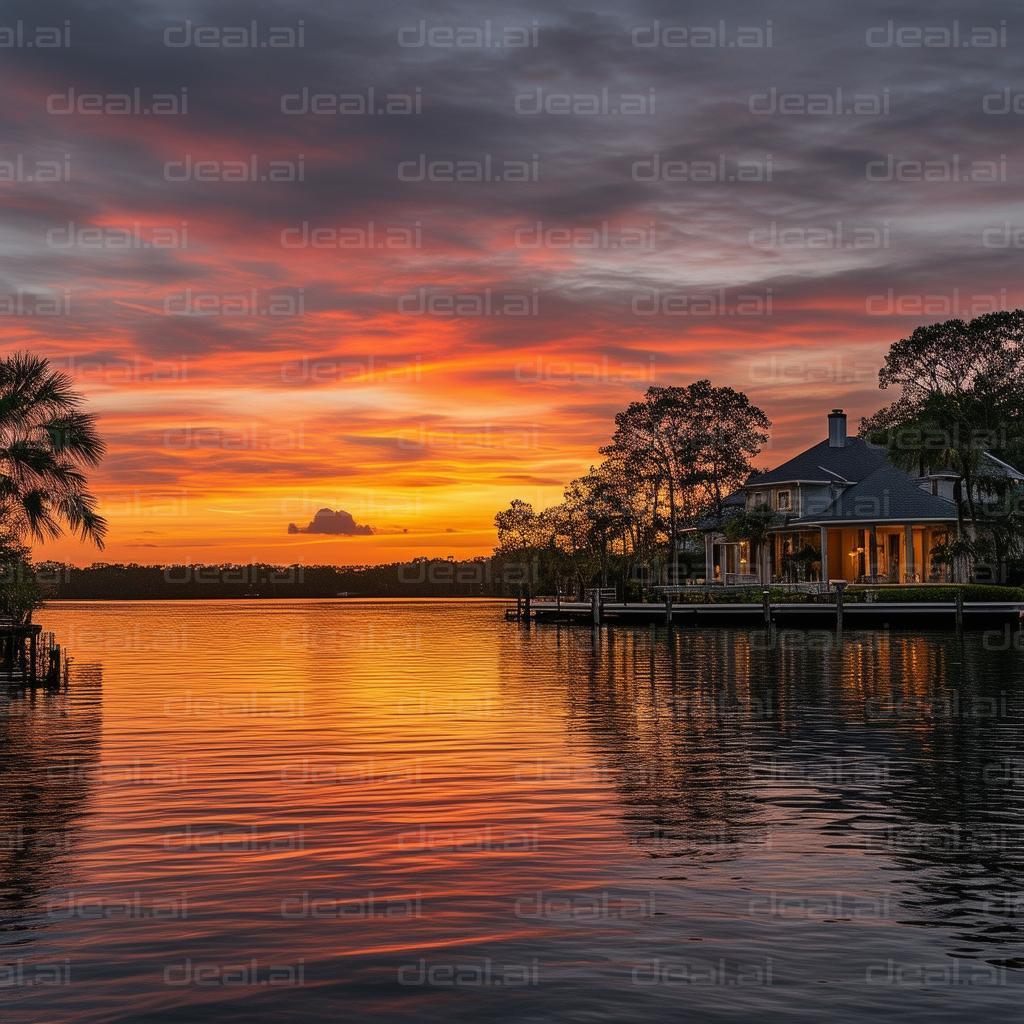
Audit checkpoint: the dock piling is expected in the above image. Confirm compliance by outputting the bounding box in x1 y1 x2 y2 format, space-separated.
834 581 847 633
664 596 673 626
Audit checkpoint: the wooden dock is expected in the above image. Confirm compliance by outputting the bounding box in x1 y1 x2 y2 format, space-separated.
520 598 1024 630
0 619 65 686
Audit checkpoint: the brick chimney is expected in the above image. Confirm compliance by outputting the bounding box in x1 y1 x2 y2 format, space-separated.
828 409 847 448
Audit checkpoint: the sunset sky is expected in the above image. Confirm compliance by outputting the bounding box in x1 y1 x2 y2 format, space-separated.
3 0 1021 565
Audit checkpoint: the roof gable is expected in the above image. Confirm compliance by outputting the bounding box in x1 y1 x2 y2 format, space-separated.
792 461 958 525
978 451 1024 482
747 436 888 487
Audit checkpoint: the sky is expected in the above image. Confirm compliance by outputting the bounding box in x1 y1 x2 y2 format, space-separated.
2 0 1021 566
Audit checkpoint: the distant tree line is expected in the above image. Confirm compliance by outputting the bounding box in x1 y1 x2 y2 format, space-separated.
22 558 532 600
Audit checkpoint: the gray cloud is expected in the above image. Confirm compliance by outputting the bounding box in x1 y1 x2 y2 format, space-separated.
288 508 374 535
2 0 1020 386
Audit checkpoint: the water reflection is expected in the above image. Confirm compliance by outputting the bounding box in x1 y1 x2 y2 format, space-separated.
520 624 1023 964
1 602 1019 1022
0 664 103 933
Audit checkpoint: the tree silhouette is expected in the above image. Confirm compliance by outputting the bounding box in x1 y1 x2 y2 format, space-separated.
0 351 107 548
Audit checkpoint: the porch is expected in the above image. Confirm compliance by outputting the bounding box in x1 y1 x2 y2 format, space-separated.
697 522 956 586
815 524 951 584
702 535 757 585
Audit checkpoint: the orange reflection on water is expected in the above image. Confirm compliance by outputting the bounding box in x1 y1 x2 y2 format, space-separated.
1 601 1019 1022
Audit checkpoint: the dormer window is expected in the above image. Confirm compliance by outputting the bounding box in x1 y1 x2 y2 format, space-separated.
777 489 792 511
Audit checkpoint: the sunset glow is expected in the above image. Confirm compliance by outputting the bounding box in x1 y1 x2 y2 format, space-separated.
4 3 1021 564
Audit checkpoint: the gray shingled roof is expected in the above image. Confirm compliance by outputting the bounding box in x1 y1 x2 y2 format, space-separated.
978 451 1024 482
691 429 1021 535
792 462 958 525
746 436 888 486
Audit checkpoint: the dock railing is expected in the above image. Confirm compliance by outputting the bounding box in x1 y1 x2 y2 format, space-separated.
653 581 840 602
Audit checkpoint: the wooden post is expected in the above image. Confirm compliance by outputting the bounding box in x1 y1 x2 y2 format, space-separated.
819 525 829 583
29 633 37 684
955 588 963 631
524 587 531 625
904 524 914 582
762 588 771 626
664 595 673 625
516 593 522 620
869 524 878 581
834 581 846 633
591 589 600 626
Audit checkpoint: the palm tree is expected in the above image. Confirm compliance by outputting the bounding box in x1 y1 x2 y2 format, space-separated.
0 352 107 548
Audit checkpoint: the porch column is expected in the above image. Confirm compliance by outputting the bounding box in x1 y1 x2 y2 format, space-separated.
704 532 714 584
820 526 829 582
904 524 914 582
869 524 878 580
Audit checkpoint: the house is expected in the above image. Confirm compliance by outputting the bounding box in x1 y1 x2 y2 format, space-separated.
696 409 1023 585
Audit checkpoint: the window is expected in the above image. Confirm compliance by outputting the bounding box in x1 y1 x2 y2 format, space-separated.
777 490 792 510
750 491 764 506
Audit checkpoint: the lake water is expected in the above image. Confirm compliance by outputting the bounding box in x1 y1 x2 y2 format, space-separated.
2 600 1021 1022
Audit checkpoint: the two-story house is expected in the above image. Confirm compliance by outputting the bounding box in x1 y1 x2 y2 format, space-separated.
695 409 1022 585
